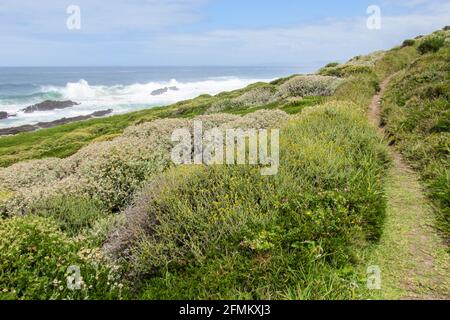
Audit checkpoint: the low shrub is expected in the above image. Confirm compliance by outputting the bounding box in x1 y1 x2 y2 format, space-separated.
0 215 124 300
28 196 107 236
381 44 450 237
374 46 418 79
0 111 289 216
318 65 373 78
346 51 385 67
418 36 445 54
402 39 416 47
234 86 278 106
107 102 389 299
278 75 343 97
325 62 340 68
206 86 278 114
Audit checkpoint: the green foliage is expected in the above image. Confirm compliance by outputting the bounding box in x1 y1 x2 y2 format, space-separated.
0 109 161 167
319 64 373 78
1 29 448 300
325 62 340 68
278 75 343 97
374 46 418 79
0 215 124 300
28 196 107 236
108 102 389 299
418 36 445 54
402 39 416 47
332 73 379 107
381 44 450 237
0 111 287 218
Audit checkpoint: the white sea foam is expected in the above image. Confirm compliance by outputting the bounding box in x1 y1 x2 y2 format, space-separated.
0 77 272 128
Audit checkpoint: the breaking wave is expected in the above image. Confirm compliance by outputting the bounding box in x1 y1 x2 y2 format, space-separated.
0 77 271 128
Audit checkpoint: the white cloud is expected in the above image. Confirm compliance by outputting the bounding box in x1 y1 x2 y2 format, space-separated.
148 1 450 67
0 0 208 35
0 0 448 66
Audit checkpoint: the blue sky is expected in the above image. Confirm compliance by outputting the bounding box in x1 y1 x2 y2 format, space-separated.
0 0 449 67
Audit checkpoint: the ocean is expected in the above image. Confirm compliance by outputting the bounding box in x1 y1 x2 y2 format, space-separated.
0 66 302 129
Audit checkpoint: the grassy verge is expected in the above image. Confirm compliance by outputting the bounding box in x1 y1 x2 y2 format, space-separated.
358 153 450 299
381 30 450 238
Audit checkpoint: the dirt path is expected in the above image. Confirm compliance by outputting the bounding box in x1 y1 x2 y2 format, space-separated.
364 77 449 300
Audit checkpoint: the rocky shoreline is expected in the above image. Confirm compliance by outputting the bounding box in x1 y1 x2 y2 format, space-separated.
0 109 113 136
21 100 80 113
0 111 16 120
150 86 179 96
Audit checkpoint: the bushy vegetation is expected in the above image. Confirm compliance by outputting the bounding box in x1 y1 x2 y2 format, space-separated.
278 75 343 97
107 102 389 299
381 36 450 237
207 85 279 114
0 111 288 216
373 46 418 80
0 215 124 300
319 51 385 78
319 64 373 78
0 29 447 300
418 35 446 54
402 39 416 47
325 62 340 68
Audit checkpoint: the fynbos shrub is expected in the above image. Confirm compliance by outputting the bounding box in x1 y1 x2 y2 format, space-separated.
418 36 445 54
0 111 289 216
402 39 416 47
278 75 343 97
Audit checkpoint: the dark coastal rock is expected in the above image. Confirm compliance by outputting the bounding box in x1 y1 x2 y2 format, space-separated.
151 88 169 96
91 109 113 117
36 109 114 128
0 109 113 136
0 111 8 119
151 86 179 96
21 100 80 113
0 124 37 135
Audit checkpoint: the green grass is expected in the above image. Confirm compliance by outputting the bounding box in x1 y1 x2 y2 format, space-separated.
373 46 418 80
358 151 450 299
0 108 163 167
1 28 448 300
381 40 450 238
27 196 107 237
113 102 389 300
222 96 325 115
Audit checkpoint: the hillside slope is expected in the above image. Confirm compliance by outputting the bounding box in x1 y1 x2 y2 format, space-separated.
364 76 449 300
0 28 448 300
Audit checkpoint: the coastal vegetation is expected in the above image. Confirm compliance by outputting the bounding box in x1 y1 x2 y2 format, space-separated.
381 31 450 237
0 28 448 300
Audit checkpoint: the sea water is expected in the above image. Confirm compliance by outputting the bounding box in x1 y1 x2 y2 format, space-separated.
0 66 300 128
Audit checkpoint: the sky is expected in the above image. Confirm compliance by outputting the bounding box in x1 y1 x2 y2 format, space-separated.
0 0 449 67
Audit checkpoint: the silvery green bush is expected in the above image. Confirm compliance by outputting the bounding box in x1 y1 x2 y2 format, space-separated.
0 110 289 216
277 75 343 98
